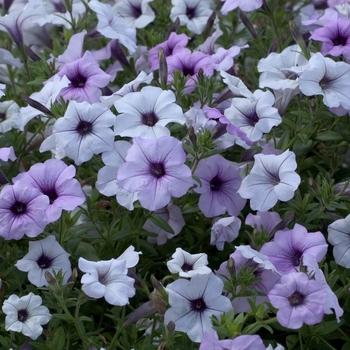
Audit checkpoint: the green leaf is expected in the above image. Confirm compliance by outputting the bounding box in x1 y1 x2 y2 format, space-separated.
51 326 66 350
148 215 174 234
315 131 343 141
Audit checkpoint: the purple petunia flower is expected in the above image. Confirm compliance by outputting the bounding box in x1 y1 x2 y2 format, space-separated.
0 182 49 240
164 273 232 342
167 48 213 94
117 136 193 211
311 17 350 60
194 154 246 218
260 224 328 274
56 51 111 103
245 211 282 235
13 159 85 223
210 216 241 251
268 272 326 329
238 150 301 212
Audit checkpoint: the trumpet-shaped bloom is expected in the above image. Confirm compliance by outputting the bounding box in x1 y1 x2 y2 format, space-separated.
224 90 282 143
238 150 300 212
112 0 155 28
13 159 85 223
328 213 350 268
79 257 136 306
40 101 115 165
164 273 233 342
268 272 326 329
170 0 214 35
167 248 211 277
299 52 350 110
16 235 72 287
221 0 263 15
117 136 193 211
2 292 51 340
0 182 49 240
194 154 246 217
311 17 350 60
0 100 20 133
260 224 328 274
114 86 185 139
210 216 241 251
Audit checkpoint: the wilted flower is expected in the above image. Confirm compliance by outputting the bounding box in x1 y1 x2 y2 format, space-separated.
16 235 72 287
210 216 241 250
2 292 51 340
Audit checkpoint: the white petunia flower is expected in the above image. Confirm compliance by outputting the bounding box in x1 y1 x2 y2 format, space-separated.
0 100 20 133
299 52 350 110
238 150 301 212
211 216 241 251
2 293 51 340
16 235 72 287
167 248 211 278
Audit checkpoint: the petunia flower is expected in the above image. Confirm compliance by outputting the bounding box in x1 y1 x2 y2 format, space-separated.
194 154 246 218
0 182 49 240
112 0 155 29
238 150 301 212
221 0 263 15
268 272 326 329
311 17 350 60
0 100 20 133
2 292 51 340
13 159 85 223
167 248 211 277
40 101 115 165
210 216 241 251
143 202 185 245
328 213 350 268
117 136 193 211
170 0 214 35
245 210 282 234
260 224 328 274
224 90 282 143
0 146 16 162
164 273 233 342
78 257 136 306
89 0 137 53
15 235 72 287
55 51 111 104
114 86 185 139
298 52 350 110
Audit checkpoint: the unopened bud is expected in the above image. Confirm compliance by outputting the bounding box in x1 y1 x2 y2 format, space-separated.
289 20 310 60
227 257 236 279
188 126 197 148
239 10 258 40
45 271 60 292
158 48 168 88
96 200 111 210
167 17 180 39
24 45 41 62
22 95 54 117
157 342 167 350
167 320 175 336
151 274 165 294
110 40 130 68
149 290 167 315
203 11 216 39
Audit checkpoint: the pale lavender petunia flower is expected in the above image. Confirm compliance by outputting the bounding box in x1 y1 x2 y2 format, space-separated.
210 216 241 251
148 32 189 71
0 100 20 133
164 272 232 342
245 211 282 234
117 136 193 211
238 150 301 212
0 146 16 162
0 182 49 240
112 0 155 29
311 17 350 60
167 48 213 94
194 154 246 218
40 101 115 165
56 51 111 104
224 90 282 143
298 52 350 110
16 235 72 287
328 213 350 267
114 86 185 139
143 202 185 245
260 224 328 274
268 272 326 329
167 248 211 277
13 159 85 223
221 0 263 15
170 0 214 35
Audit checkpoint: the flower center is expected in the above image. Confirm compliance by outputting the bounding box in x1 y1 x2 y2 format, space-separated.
17 309 29 322
53 0 66 13
190 297 207 312
70 73 87 88
43 188 58 204
245 111 259 126
332 33 348 47
182 64 195 77
186 6 197 19
0 112 6 121
129 3 142 18
283 70 299 80
37 254 53 269
210 175 222 191
141 111 159 126
288 291 305 306
291 249 302 267
76 120 93 136
149 162 166 178
11 201 26 215
181 262 193 272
